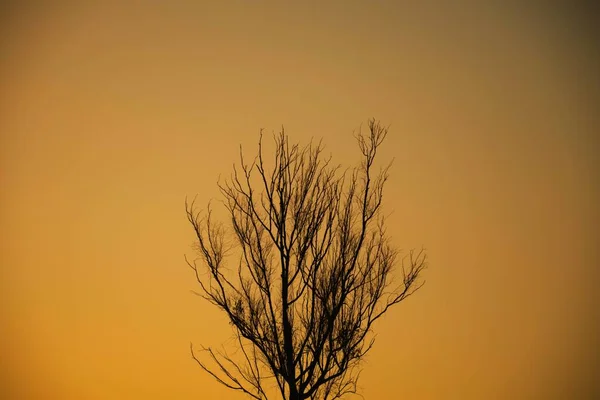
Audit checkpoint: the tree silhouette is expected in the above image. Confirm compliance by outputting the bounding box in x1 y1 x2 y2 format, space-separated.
185 119 427 400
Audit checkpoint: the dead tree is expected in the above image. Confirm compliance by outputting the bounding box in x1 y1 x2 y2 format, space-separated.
185 119 426 400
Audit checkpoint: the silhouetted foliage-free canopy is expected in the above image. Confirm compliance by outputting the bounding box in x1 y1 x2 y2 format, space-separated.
186 119 426 400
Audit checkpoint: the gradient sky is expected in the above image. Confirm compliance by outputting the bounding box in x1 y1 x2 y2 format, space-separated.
1 2 598 399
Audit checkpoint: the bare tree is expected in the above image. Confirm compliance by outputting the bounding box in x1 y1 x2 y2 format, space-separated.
185 119 426 400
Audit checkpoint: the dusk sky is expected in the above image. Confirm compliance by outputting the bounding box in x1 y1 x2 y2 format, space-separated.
1 2 598 399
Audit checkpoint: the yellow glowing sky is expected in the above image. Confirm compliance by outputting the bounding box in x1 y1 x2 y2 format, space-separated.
1 2 598 399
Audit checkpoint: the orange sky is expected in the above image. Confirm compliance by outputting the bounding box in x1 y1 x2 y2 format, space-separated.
1 2 598 399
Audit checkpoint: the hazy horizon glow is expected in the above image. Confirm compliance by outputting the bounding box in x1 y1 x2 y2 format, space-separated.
1 2 598 399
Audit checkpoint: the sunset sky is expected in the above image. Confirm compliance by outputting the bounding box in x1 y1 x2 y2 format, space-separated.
1 2 598 399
